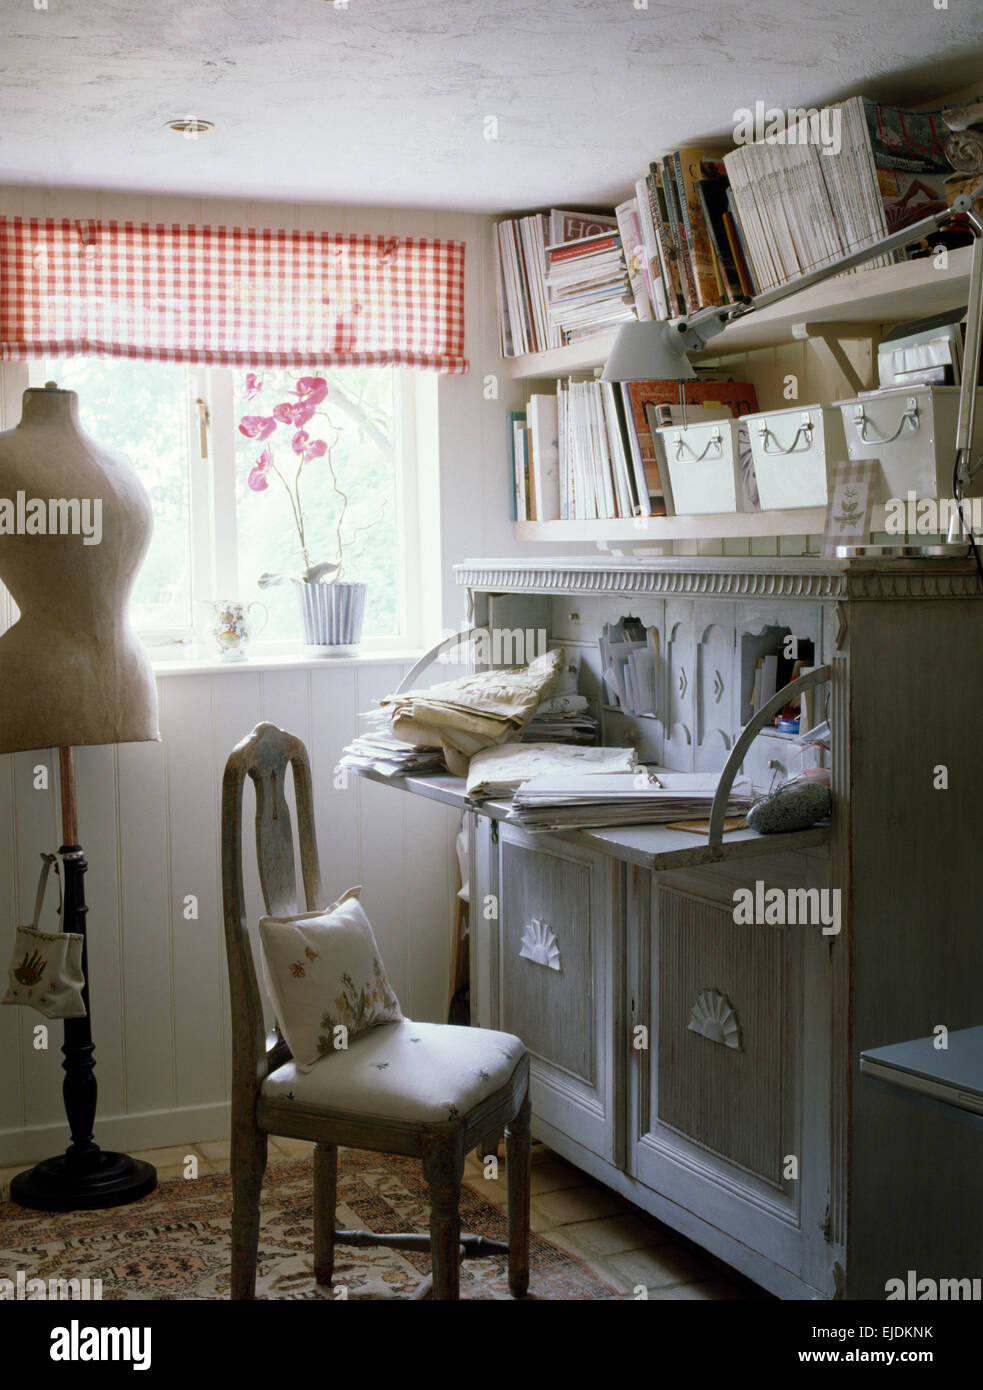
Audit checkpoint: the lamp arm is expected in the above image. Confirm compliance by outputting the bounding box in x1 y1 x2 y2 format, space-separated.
673 179 983 359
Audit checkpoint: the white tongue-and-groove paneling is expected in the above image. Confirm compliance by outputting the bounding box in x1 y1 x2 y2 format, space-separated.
0 662 458 1166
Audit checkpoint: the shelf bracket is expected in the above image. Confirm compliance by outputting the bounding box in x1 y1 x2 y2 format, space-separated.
790 320 880 396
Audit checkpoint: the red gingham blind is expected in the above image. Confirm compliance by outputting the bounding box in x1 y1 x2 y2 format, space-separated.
0 217 469 373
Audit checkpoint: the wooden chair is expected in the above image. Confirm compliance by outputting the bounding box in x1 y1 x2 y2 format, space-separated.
221 721 531 1301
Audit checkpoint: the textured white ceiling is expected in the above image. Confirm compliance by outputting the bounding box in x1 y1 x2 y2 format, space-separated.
1 0 982 212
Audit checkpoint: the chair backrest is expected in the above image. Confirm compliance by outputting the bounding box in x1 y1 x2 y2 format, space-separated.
221 722 323 1099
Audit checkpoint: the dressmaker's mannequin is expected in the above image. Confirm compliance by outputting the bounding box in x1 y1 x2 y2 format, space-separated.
0 384 159 753
2 383 159 1210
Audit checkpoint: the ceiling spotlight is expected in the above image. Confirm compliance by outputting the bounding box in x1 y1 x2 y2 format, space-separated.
167 118 214 137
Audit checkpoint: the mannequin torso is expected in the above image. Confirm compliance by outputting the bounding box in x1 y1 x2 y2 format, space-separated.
0 384 159 754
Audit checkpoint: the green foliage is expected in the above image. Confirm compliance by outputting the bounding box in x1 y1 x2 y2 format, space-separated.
235 367 398 639
45 361 401 641
44 359 192 630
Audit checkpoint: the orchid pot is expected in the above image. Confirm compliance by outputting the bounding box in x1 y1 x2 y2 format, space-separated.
293 576 366 656
238 372 385 656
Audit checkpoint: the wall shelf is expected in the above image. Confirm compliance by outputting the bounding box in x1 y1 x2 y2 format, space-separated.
516 506 888 543
505 246 973 379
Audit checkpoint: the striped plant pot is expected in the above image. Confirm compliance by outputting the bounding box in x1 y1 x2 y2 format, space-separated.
293 579 366 656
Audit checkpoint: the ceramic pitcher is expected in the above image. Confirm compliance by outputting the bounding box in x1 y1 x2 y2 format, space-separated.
200 600 268 661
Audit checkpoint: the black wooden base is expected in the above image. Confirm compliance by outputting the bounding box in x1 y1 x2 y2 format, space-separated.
10 1150 157 1212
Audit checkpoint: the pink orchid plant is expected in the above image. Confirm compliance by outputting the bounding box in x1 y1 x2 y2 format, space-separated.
238 374 360 585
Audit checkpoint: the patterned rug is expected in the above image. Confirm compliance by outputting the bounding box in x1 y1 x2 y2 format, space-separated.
0 1152 620 1300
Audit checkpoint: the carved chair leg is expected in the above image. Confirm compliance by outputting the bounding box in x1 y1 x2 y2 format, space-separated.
313 1142 338 1284
506 1094 531 1298
474 1129 503 1165
423 1140 464 1301
230 1128 268 1300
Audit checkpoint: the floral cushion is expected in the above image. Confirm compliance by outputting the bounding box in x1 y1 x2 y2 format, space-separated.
258 888 403 1073
262 1018 526 1124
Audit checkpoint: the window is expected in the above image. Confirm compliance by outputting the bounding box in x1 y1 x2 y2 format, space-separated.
21 360 422 652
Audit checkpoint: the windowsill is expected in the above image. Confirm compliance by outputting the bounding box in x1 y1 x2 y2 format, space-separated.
149 645 426 677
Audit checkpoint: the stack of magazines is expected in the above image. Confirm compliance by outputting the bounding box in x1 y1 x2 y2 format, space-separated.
521 693 597 745
545 228 636 345
494 209 634 355
339 725 446 779
507 771 753 831
723 97 954 294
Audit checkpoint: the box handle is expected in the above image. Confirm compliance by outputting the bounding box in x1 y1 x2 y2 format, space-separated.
851 397 919 445
672 427 723 462
757 414 815 455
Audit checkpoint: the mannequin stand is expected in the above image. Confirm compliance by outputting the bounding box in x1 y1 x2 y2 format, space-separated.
10 748 157 1211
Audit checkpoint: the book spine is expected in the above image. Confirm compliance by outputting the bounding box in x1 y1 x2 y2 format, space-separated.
615 198 654 321
635 176 669 320
695 176 735 304
674 148 723 309
506 409 525 521
649 164 686 316
722 207 755 297
663 154 698 314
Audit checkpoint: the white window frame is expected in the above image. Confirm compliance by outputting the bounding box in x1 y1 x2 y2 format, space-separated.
8 360 428 656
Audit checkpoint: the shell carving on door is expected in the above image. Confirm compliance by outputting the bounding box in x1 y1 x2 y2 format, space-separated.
519 919 561 971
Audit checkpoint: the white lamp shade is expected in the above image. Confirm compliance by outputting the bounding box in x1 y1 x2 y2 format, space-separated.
601 320 697 382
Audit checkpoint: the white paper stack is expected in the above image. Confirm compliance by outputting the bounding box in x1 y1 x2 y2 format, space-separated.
507 771 753 831
522 692 597 745
466 743 637 800
339 729 445 779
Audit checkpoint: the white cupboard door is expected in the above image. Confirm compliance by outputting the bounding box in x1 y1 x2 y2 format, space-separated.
497 826 615 1161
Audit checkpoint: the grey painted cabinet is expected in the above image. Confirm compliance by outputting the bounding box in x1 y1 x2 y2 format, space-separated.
456 554 983 1300
493 827 616 1163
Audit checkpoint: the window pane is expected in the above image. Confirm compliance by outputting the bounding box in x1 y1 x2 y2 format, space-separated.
233 368 398 639
41 359 193 632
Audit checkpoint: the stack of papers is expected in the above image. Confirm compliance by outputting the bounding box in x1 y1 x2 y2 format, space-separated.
521 710 598 744
522 694 598 745
466 743 637 800
339 729 446 779
507 772 753 831
599 618 659 716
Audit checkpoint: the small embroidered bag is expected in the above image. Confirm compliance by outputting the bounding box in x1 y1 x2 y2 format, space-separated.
2 853 87 1019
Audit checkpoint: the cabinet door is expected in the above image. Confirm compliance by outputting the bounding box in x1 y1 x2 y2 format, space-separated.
496 825 616 1161
630 854 835 1292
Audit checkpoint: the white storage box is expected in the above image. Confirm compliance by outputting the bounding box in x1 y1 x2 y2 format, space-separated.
745 404 847 510
835 385 983 503
656 417 748 515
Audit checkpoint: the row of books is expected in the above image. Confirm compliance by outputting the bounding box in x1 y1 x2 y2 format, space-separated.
494 208 634 356
494 96 963 353
723 97 955 294
509 377 758 521
617 152 751 322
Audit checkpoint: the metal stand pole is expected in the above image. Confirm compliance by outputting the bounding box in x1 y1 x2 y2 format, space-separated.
10 748 157 1211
